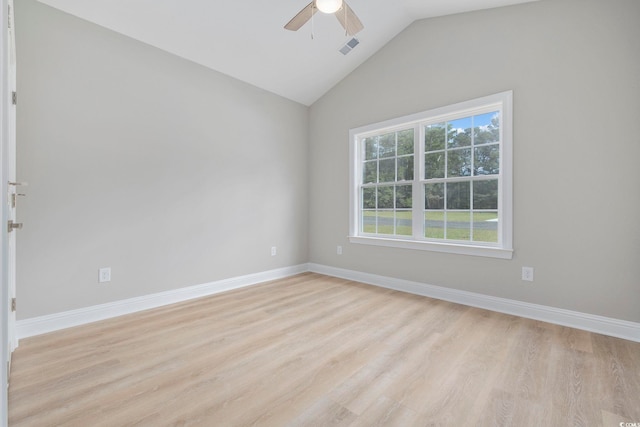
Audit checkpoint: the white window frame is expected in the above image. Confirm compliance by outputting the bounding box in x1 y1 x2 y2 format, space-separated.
349 91 513 259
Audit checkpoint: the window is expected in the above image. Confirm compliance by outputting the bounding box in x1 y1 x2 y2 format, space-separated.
349 91 513 259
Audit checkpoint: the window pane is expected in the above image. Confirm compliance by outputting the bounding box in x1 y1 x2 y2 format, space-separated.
425 152 445 179
362 210 376 233
363 161 377 184
425 211 444 239
396 185 412 209
364 137 378 160
473 112 499 145
425 123 446 151
424 183 444 210
379 158 395 182
397 156 413 181
376 211 394 235
378 133 396 158
362 187 376 209
447 182 470 209
473 211 498 243
474 145 499 175
396 211 412 235
446 212 471 241
377 186 394 209
447 148 471 177
448 118 472 148
398 129 414 155
473 179 498 210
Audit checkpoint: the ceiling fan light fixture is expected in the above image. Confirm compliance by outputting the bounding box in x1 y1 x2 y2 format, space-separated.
315 0 343 14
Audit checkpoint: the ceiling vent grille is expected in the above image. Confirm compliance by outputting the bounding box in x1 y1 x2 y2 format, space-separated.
339 37 360 55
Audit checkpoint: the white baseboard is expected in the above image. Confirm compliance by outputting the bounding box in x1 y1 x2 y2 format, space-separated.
16 264 309 340
308 263 640 343
17 262 640 343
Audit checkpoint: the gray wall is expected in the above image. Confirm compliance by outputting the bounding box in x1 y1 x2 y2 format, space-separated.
309 0 640 322
16 0 640 324
16 0 309 319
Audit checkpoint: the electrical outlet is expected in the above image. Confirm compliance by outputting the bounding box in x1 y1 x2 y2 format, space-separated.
337 245 343 255
99 267 111 283
271 246 277 256
522 266 534 282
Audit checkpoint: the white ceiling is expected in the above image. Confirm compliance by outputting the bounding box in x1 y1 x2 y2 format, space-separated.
37 0 538 106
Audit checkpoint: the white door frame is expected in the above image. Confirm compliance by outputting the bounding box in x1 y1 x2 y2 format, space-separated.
1 0 14 425
5 0 15 356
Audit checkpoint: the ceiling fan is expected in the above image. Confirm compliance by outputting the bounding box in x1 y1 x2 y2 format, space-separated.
284 0 364 36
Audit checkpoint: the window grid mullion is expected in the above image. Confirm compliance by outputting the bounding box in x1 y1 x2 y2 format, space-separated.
443 182 448 240
395 132 398 183
375 135 380 234
390 185 394 235
470 181 474 241
470 115 475 241
414 124 424 239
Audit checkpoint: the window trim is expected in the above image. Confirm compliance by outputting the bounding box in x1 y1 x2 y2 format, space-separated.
349 91 513 259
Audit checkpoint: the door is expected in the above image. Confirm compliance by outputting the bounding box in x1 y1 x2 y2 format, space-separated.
2 1 18 422
6 0 18 356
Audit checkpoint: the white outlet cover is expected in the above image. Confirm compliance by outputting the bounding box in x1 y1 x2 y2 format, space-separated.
522 266 534 282
99 267 111 283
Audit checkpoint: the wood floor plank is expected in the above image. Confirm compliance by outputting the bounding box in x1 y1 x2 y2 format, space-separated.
476 388 517 427
348 396 419 427
284 397 356 427
494 320 553 402
8 273 640 426
548 345 601 426
590 333 640 421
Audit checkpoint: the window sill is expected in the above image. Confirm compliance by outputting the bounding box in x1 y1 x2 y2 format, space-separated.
348 235 514 259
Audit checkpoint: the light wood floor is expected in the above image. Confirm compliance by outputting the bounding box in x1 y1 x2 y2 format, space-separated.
8 273 640 426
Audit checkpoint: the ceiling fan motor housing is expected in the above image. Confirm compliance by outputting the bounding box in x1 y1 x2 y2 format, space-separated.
315 0 343 14
284 0 363 36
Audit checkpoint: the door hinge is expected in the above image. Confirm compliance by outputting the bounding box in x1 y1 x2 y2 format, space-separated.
11 298 16 312
12 91 17 105
8 220 23 232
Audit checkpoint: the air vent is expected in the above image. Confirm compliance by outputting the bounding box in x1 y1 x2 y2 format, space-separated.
339 37 360 55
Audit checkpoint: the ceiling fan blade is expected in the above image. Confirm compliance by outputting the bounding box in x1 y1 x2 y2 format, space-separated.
335 2 364 36
284 2 317 31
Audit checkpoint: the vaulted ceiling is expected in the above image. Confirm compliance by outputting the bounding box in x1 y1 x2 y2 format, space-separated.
37 0 538 105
